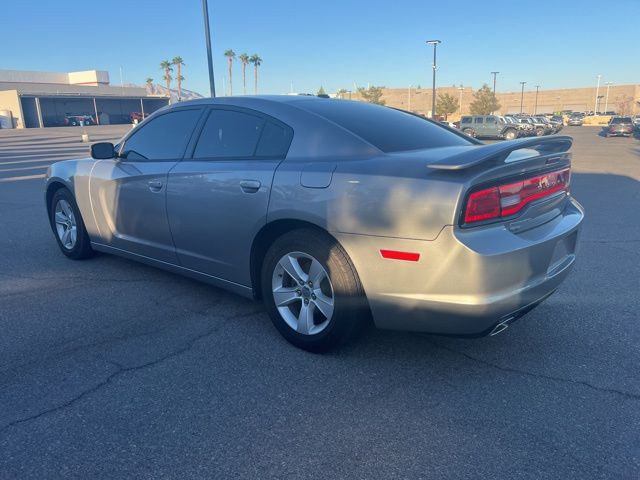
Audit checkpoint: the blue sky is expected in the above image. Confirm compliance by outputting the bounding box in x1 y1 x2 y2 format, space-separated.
3 0 639 96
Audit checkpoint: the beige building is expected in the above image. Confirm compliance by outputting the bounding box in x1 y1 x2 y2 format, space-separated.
342 84 640 119
0 69 168 128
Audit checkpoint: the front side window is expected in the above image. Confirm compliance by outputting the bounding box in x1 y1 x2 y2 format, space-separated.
474 117 484 124
120 109 202 160
461 116 472 124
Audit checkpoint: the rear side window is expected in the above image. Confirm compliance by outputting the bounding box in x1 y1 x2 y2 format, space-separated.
474 117 484 124
298 100 472 152
121 109 201 160
255 121 293 157
194 109 264 158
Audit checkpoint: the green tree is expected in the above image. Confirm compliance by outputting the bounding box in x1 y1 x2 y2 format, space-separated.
436 93 459 119
238 53 249 95
469 84 501 115
249 54 262 94
224 49 235 95
358 85 385 105
172 56 185 100
160 60 173 100
145 77 154 93
317 86 327 96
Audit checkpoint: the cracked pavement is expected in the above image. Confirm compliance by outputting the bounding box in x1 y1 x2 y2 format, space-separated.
0 126 638 479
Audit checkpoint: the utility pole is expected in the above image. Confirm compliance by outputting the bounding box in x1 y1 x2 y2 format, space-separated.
534 85 540 115
593 74 601 115
519 81 527 114
202 0 216 97
458 85 464 115
491 71 499 94
426 40 441 118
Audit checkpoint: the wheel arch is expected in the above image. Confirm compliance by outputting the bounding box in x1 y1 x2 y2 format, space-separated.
250 219 349 301
45 180 70 213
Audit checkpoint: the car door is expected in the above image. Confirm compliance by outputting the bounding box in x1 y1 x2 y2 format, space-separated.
473 116 485 136
166 106 293 286
89 107 203 263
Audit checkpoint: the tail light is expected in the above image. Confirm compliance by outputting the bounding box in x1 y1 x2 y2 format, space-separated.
463 168 571 225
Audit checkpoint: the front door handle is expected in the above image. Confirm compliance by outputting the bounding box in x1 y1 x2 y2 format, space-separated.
240 179 261 193
148 180 163 192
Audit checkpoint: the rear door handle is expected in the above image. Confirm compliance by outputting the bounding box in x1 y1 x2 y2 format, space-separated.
148 180 163 192
240 180 261 193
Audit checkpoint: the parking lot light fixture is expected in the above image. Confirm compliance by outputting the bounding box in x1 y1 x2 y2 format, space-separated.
534 85 540 115
426 40 441 118
519 81 526 114
604 82 613 114
202 0 216 97
594 74 601 115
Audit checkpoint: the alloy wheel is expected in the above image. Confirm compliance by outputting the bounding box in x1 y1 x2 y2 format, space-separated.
271 252 335 335
54 199 77 250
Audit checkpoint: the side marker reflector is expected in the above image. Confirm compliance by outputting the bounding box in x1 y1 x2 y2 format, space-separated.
380 249 420 262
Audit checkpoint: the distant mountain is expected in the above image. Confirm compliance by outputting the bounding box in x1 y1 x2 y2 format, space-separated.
143 83 205 102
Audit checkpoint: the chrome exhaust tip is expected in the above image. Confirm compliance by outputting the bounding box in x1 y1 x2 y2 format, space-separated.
489 317 515 336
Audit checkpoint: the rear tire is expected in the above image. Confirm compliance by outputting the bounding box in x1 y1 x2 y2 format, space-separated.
261 229 367 352
49 188 94 260
536 127 544 136
504 129 517 140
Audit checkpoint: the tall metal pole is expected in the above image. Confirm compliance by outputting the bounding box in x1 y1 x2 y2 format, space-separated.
458 86 464 115
426 40 441 118
593 74 601 115
491 71 499 94
534 85 540 115
519 81 526 114
202 0 216 97
604 82 612 113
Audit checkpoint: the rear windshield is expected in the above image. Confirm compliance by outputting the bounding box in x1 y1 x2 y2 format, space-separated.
298 100 473 152
611 117 632 124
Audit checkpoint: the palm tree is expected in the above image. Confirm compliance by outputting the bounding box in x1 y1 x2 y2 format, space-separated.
238 53 249 95
172 56 185 101
249 54 262 95
160 60 173 100
145 77 154 94
224 49 235 95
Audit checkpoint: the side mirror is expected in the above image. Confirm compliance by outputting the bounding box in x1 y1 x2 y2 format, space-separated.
91 142 116 159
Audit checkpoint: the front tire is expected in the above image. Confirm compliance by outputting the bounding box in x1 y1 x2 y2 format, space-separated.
504 129 517 140
49 188 93 260
463 128 475 138
261 229 367 352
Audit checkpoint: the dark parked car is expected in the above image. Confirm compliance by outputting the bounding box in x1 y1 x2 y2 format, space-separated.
606 116 634 137
550 115 564 131
568 114 584 126
532 116 556 135
459 115 519 140
64 114 94 126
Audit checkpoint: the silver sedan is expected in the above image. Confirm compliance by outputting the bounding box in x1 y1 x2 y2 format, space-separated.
45 96 584 351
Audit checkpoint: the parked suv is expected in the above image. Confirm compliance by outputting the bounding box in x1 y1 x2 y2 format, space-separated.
459 115 519 140
606 116 634 137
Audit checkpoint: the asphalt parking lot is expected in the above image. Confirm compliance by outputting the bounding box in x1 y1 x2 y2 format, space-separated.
1 125 638 479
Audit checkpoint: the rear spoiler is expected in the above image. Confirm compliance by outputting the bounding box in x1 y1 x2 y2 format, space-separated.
428 135 572 171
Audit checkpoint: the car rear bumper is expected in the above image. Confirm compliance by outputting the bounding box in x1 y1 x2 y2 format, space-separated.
335 197 584 336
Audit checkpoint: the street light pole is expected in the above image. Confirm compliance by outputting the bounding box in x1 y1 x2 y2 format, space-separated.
593 74 601 115
604 82 613 113
202 0 216 97
426 40 441 118
519 81 526 114
458 85 464 116
491 71 499 94
534 85 540 115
